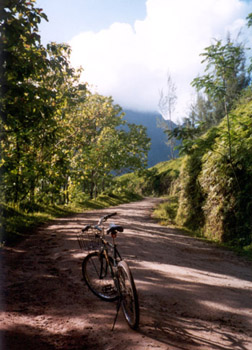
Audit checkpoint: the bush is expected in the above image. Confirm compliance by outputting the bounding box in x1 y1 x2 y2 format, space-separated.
153 196 179 224
173 90 252 248
199 94 252 246
175 127 220 231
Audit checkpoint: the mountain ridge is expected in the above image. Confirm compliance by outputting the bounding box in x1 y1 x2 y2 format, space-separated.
122 109 178 167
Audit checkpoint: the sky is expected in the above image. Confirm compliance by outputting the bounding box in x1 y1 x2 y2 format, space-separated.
36 0 252 122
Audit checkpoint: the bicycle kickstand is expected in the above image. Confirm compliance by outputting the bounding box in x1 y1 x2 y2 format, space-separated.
111 297 122 331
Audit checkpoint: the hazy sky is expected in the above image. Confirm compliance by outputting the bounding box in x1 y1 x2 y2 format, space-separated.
36 0 252 121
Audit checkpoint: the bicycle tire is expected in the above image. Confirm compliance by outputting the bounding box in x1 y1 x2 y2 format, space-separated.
82 252 118 301
117 260 139 329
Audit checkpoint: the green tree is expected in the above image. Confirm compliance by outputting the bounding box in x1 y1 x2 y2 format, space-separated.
188 93 215 129
32 43 85 204
1 0 49 203
168 35 249 157
0 0 149 206
68 93 150 199
191 37 249 159
0 1 86 205
167 93 215 155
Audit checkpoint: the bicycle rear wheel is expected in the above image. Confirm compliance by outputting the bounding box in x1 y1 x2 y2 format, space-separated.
117 260 139 329
82 252 118 301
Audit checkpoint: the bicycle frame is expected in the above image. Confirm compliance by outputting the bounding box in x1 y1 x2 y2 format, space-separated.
99 236 122 266
90 236 121 294
93 218 123 266
80 213 140 330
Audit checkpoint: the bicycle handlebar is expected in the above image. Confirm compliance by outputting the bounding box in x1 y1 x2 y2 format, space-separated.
82 213 117 232
81 212 123 236
98 212 117 225
105 212 117 219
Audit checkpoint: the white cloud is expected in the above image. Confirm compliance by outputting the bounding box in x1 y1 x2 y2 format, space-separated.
69 0 252 122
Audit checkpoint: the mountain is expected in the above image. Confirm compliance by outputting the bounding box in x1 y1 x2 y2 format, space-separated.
122 109 178 167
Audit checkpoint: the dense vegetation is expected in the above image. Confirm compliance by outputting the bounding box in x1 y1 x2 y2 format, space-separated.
176 91 252 247
0 1 150 244
170 25 252 253
120 28 252 255
116 158 182 197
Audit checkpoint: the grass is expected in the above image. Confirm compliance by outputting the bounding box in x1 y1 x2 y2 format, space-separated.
153 157 183 176
152 195 179 224
0 190 142 247
0 202 78 246
153 197 252 261
115 157 183 197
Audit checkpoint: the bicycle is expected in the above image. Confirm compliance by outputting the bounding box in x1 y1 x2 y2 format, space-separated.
77 212 139 330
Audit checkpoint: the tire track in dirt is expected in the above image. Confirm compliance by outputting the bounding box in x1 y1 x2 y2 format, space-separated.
1 198 252 349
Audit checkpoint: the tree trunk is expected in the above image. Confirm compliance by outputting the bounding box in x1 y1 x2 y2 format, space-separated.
14 138 20 203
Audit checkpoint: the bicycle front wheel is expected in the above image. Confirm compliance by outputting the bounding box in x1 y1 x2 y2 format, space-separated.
117 260 139 329
82 252 118 301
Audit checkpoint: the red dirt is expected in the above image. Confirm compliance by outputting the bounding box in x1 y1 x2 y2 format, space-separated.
1 198 252 349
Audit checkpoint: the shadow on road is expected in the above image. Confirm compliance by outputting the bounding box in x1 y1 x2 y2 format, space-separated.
1 198 252 349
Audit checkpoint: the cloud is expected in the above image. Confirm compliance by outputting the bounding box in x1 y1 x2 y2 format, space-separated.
69 0 252 122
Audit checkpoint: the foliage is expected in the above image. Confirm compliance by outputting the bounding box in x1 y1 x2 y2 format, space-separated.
153 196 178 225
199 91 252 246
0 2 150 209
67 93 150 199
192 37 249 113
0 201 77 245
247 12 252 28
0 0 84 205
153 88 252 256
0 189 142 246
115 158 182 197
192 37 249 160
169 90 252 250
188 93 215 128
169 35 250 159
160 24 252 253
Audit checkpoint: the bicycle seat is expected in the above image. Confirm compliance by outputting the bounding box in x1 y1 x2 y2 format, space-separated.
107 224 124 235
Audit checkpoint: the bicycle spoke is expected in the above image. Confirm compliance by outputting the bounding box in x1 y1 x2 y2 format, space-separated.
82 252 118 301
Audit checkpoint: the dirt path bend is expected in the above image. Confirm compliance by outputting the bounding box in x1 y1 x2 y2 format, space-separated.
1 198 252 350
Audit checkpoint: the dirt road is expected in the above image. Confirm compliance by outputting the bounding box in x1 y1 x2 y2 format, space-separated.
1 198 252 349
